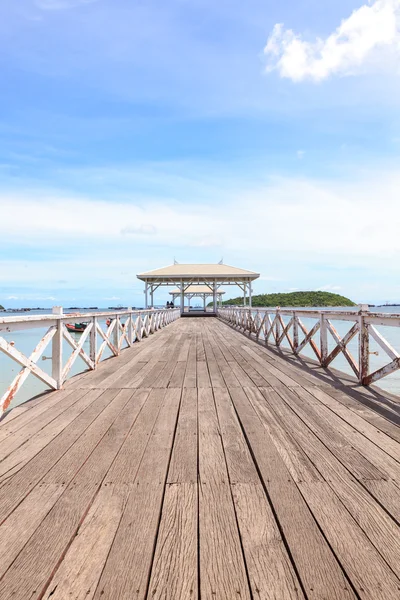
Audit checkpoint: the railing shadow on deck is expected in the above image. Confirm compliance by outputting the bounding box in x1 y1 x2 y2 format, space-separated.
217 306 400 419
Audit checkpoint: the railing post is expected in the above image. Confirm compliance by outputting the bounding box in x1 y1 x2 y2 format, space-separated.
320 312 328 367
293 311 298 354
52 306 63 389
275 307 281 347
359 304 370 385
114 315 119 354
90 315 97 367
137 315 142 341
128 309 134 345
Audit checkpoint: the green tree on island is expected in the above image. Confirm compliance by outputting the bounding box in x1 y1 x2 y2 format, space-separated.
215 291 356 308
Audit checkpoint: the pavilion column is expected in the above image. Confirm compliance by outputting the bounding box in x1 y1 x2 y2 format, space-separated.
248 283 252 308
144 282 148 309
150 285 154 308
203 294 206 311
180 281 184 315
213 284 217 313
243 283 247 307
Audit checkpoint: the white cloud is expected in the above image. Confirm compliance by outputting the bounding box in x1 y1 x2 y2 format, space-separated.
1 169 400 271
35 0 98 10
264 0 400 81
120 224 157 236
297 150 305 159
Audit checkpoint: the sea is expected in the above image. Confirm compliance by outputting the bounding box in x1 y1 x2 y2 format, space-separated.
1 306 400 411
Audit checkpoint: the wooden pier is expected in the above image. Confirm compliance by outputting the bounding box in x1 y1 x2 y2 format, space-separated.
1 316 400 599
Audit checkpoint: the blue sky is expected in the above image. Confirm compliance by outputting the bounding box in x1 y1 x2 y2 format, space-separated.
1 0 400 307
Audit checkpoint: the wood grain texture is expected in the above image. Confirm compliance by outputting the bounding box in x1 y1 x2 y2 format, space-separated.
1 316 400 600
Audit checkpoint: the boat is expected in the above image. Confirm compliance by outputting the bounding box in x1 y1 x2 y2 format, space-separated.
106 318 126 327
65 322 88 333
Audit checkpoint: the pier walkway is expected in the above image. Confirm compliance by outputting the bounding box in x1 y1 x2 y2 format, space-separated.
1 317 400 599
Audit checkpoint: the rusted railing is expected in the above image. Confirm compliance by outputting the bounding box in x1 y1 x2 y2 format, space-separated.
217 305 400 387
0 307 180 414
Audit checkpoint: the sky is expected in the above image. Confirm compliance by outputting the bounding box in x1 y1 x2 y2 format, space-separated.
1 0 400 308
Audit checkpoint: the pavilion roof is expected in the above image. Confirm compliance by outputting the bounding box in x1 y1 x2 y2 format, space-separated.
137 263 259 281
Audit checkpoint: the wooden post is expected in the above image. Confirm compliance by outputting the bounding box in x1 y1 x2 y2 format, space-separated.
203 294 206 311
114 315 119 354
293 312 299 354
128 309 134 345
248 283 252 308
275 307 281 346
52 306 63 389
243 283 247 307
359 304 370 385
180 281 184 315
150 284 154 309
144 282 148 309
90 315 97 367
320 313 328 367
213 283 217 314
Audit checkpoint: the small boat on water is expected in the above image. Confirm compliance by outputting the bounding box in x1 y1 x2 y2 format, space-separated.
106 318 126 327
66 322 88 333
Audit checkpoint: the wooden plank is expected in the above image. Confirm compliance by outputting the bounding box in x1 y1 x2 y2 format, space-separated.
205 327 242 388
0 388 140 580
149 483 197 600
316 386 400 445
183 343 197 388
168 388 197 484
0 388 89 460
214 388 305 599
0 388 98 482
0 389 76 443
307 386 400 462
92 389 181 600
196 361 211 388
213 329 274 387
0 388 113 523
242 344 301 387
139 361 167 388
152 335 184 389
203 341 226 389
149 388 198 599
198 388 251 599
275 386 400 521
168 361 187 388
196 333 206 361
230 387 355 599
294 387 400 481
0 389 147 600
277 387 388 481
256 387 400 584
42 485 127 600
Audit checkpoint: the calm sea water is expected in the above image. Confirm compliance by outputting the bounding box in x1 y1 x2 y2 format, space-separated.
1 306 400 410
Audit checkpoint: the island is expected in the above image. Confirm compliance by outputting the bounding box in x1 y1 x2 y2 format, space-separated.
0 304 4 310
216 291 356 308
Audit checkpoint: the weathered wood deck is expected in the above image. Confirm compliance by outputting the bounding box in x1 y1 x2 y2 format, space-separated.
1 317 400 599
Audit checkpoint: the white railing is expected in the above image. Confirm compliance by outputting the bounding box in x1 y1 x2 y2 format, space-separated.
218 305 400 387
0 307 180 414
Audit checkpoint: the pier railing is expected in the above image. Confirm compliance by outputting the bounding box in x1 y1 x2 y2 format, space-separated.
0 307 180 414
218 305 400 387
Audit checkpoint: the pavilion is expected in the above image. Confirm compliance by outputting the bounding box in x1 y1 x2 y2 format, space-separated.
136 263 260 314
169 285 225 312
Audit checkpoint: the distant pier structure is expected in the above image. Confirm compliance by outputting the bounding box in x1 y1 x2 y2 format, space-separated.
136 262 260 314
169 285 225 312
